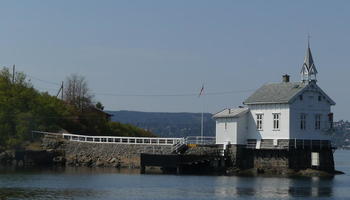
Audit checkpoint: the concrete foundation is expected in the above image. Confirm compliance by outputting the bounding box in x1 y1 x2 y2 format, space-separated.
226 143 335 174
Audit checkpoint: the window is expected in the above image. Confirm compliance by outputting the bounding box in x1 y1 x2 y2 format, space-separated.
300 113 307 130
225 121 227 130
311 152 320 166
273 139 278 146
328 113 334 129
273 113 280 130
318 96 322 101
315 114 322 130
299 95 303 101
256 114 263 130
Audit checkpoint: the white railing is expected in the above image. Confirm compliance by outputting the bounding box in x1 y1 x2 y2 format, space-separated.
32 131 62 137
171 139 186 153
33 131 216 147
61 133 184 146
172 136 216 153
32 131 184 146
185 136 216 145
245 139 332 150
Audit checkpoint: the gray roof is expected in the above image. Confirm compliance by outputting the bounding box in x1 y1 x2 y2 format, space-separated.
213 107 249 119
244 82 307 105
244 81 336 105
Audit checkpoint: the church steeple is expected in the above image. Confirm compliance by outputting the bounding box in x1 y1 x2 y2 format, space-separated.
301 38 318 83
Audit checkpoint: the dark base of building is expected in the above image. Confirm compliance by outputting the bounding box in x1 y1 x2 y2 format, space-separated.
140 141 337 176
226 143 336 175
140 153 227 175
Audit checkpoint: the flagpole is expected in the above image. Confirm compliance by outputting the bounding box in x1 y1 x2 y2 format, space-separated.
199 84 204 145
201 107 203 144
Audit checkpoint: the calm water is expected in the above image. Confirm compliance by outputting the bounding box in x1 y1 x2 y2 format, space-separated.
0 151 349 200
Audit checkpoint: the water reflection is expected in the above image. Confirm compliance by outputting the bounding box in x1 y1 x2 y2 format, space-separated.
288 177 334 198
0 187 102 200
0 150 348 200
214 176 334 199
0 166 139 175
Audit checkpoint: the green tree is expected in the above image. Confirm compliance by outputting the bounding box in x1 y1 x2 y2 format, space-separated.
0 67 155 150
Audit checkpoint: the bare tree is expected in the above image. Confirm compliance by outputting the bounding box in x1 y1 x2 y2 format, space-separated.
64 74 93 111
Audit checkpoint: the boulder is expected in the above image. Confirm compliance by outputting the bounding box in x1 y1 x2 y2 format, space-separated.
95 159 105 167
53 156 66 165
109 158 117 163
296 168 335 177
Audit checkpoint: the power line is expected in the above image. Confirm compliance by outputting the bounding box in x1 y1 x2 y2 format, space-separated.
26 74 61 86
35 86 59 92
94 89 254 97
17 71 255 97
1 65 61 86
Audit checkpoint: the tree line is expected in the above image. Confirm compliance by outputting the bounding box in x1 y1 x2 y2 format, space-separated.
0 67 154 150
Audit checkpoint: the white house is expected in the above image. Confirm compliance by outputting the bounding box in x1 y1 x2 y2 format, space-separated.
213 43 335 149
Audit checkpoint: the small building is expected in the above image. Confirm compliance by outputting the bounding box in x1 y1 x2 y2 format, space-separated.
213 43 336 172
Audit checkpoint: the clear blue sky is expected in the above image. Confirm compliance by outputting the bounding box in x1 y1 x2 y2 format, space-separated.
0 0 349 120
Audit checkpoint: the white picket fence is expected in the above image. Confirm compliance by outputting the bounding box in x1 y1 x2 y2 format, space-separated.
63 133 185 146
33 131 216 148
33 131 184 146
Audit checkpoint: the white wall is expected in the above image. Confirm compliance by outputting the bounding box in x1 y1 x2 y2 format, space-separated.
289 89 332 140
215 114 248 145
236 114 248 144
247 104 290 140
216 118 236 145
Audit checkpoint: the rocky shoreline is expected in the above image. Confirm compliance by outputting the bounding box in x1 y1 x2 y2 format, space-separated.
1 148 342 177
0 135 345 177
2 134 173 169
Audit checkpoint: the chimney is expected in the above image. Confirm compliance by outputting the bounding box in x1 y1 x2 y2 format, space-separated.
282 74 290 83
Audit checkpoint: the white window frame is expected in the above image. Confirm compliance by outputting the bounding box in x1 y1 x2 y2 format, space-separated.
256 114 263 131
311 152 320 167
300 113 307 130
315 114 322 130
273 113 280 131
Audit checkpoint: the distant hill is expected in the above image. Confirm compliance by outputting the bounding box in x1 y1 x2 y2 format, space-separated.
107 110 215 138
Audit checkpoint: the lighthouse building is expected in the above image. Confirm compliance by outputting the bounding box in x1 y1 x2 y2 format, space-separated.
213 44 335 171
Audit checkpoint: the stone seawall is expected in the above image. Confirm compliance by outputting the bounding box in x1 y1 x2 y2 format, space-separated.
40 134 173 168
64 142 172 168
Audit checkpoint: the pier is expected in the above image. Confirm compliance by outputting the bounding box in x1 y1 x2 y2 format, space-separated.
140 152 226 174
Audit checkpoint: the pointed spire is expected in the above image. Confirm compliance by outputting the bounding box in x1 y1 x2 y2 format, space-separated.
301 35 317 83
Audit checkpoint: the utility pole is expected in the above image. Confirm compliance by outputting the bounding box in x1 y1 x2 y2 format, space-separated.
56 81 64 100
61 81 64 100
12 64 15 83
